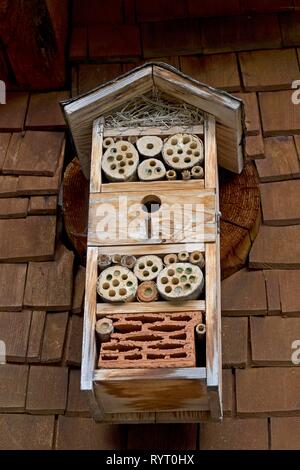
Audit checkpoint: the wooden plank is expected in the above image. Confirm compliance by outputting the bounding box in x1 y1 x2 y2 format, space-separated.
81 247 98 391
78 63 123 95
0 364 28 412
215 122 244 174
65 315 83 367
3 131 65 176
17 138 65 196
27 311 46 362
63 66 153 178
205 114 217 189
259 90 300 136
26 366 68 414
260 179 300 226
0 263 27 311
0 197 28 218
72 265 86 314
0 310 32 362
0 133 11 170
97 300 205 317
0 415 54 450
249 225 300 269
90 118 103 193
206 242 222 420
101 180 205 192
93 368 208 414
24 244 74 310
0 92 28 131
104 124 204 137
28 195 57 215
88 190 216 246
41 312 69 363
97 242 205 256
25 91 69 130
256 136 300 182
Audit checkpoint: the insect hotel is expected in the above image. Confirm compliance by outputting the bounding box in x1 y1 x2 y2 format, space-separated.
62 63 244 423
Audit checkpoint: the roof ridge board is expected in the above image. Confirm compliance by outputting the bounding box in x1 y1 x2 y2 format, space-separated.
60 61 243 116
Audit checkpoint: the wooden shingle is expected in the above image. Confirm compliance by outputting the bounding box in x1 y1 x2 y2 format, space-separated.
66 369 90 417
0 197 28 218
0 216 56 262
0 263 27 311
259 91 300 136
0 311 31 361
0 92 28 131
65 315 83 367
260 179 300 225
24 244 74 311
256 136 300 182
27 311 46 362
28 196 57 215
26 366 68 414
0 414 54 450
41 312 69 363
26 91 69 130
0 133 11 170
72 265 85 314
0 364 28 412
3 131 64 176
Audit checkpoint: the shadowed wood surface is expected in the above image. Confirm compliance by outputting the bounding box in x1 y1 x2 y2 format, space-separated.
63 158 260 278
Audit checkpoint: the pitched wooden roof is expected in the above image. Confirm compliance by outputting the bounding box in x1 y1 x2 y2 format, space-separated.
61 62 245 178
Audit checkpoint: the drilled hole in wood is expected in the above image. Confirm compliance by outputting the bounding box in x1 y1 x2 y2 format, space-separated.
141 195 161 213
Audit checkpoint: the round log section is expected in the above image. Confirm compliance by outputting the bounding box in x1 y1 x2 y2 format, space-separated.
63 159 261 278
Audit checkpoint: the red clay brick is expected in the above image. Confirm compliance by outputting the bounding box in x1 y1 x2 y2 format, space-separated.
251 316 300 365
280 12 300 46
239 49 299 91
221 269 267 315
25 92 69 130
89 25 141 59
260 179 300 225
66 369 90 417
0 310 31 361
256 136 300 182
188 0 241 17
136 0 186 22
0 414 54 450
279 270 300 314
26 366 68 414
222 317 248 367
202 15 281 54
259 91 300 136
236 367 300 416
200 418 269 450
180 53 240 91
0 364 28 412
142 19 202 58
271 417 300 449
55 416 126 450
0 92 28 131
263 270 281 314
98 312 201 369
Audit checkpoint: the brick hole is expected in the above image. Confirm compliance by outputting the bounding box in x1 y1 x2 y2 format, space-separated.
124 353 142 360
149 343 184 350
125 315 163 323
148 324 185 332
171 315 192 321
102 344 140 352
170 352 187 359
147 354 165 360
125 334 163 342
101 355 118 360
114 323 142 333
169 333 186 340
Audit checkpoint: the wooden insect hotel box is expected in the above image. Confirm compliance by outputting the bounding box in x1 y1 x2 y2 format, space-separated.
62 63 245 423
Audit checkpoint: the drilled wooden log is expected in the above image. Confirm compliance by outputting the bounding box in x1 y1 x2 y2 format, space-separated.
62 159 261 278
